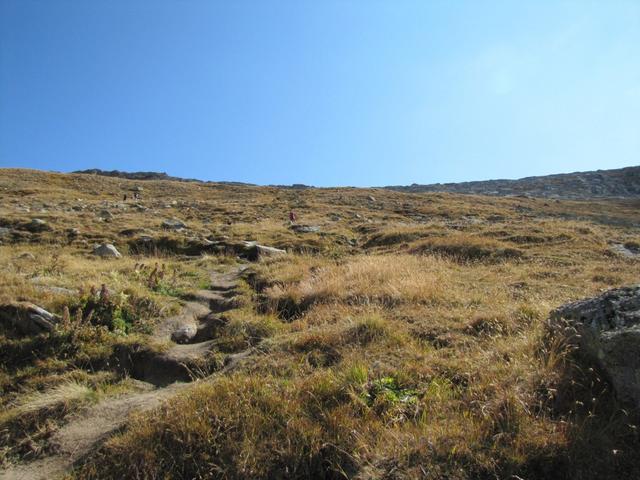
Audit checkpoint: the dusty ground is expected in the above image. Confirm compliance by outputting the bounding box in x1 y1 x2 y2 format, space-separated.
0 168 639 479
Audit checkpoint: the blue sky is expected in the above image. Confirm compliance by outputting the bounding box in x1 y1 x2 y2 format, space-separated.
1 1 639 187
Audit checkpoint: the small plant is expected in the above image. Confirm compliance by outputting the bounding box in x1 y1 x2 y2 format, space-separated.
71 284 135 333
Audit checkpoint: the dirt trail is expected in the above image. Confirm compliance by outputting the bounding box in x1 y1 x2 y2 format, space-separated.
0 265 251 480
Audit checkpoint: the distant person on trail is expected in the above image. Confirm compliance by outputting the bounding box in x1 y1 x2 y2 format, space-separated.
123 194 127 202
289 210 297 224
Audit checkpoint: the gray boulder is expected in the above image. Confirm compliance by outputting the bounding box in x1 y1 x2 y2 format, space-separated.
93 243 122 258
550 285 640 407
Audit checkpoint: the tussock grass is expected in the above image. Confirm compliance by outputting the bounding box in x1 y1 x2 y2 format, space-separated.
14 381 97 414
262 254 452 318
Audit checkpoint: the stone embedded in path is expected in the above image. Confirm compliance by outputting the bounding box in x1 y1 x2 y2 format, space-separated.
93 243 122 258
171 324 198 344
550 285 640 407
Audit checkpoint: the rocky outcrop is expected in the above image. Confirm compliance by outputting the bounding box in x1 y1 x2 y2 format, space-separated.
550 286 640 407
0 302 59 336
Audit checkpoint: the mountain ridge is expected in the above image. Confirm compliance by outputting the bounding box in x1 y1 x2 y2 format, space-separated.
72 166 640 199
384 165 640 199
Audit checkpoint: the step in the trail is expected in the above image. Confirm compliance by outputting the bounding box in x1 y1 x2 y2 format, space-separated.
183 290 241 312
113 345 194 387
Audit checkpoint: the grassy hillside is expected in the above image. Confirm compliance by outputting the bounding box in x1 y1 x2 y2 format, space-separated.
0 168 638 479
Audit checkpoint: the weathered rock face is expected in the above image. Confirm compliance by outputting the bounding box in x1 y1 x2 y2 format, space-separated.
0 302 58 336
550 286 640 407
93 243 122 258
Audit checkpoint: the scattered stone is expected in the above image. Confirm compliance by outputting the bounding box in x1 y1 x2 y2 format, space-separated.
93 243 122 258
24 218 50 233
241 241 286 261
67 228 80 236
99 209 113 219
368 195 376 202
291 225 321 233
162 219 187 230
0 227 10 238
17 252 36 260
119 228 147 237
33 284 78 296
610 242 640 258
0 302 59 336
550 285 640 407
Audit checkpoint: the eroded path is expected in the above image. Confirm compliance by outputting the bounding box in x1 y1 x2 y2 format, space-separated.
0 265 251 480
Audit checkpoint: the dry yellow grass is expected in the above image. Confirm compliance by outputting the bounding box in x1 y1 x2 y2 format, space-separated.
0 168 638 479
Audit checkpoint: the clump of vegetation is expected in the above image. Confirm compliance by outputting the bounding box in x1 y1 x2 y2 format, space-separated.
410 233 523 262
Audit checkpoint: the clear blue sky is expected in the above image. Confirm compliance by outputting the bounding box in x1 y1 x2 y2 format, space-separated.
1 1 639 187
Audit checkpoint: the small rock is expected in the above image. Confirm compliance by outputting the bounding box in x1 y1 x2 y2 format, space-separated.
0 227 10 238
171 324 198 344
93 243 122 258
99 209 113 219
17 252 36 260
241 241 286 261
291 225 321 233
24 218 50 233
610 243 640 258
368 195 376 202
162 219 187 230
119 228 147 237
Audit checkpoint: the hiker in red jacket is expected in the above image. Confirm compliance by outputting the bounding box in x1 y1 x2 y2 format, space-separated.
289 210 297 224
